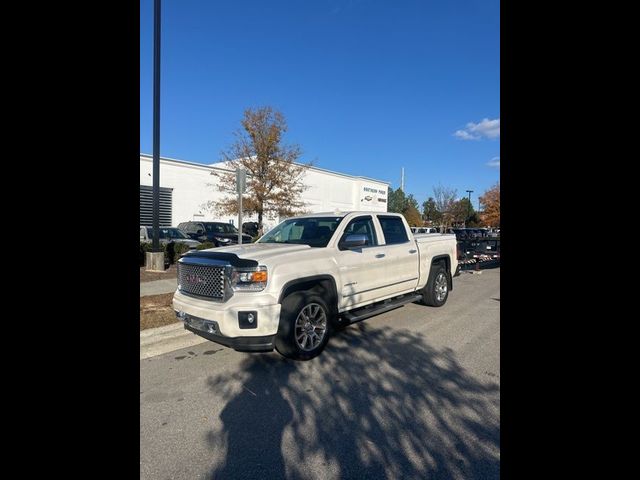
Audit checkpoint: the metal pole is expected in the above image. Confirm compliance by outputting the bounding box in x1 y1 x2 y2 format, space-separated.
152 0 161 252
237 168 244 245
238 193 243 245
465 190 473 230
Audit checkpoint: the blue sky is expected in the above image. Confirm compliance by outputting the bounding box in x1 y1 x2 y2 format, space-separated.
140 0 500 209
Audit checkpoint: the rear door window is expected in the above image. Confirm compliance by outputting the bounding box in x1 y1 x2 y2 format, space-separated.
377 216 409 245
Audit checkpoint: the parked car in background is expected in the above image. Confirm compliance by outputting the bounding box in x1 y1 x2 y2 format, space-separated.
451 228 468 240
449 228 492 240
411 227 438 234
242 222 260 238
140 226 201 250
177 221 253 247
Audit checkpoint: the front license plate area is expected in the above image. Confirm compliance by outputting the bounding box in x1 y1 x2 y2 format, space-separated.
180 312 219 335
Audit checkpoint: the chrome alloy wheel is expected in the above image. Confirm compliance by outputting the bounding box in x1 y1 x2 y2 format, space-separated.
294 303 328 351
435 272 448 302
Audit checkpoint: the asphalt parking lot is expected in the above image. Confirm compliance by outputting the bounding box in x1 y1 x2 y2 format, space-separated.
140 268 500 480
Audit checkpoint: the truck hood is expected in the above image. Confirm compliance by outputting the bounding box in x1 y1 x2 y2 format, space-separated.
201 242 311 263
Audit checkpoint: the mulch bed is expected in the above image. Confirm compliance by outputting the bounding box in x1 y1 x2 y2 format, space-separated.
140 293 180 330
140 264 178 283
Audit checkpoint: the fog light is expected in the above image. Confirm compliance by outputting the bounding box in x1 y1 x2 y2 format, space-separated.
238 311 258 329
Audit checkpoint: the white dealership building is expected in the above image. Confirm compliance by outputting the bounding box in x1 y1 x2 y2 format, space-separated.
139 153 390 231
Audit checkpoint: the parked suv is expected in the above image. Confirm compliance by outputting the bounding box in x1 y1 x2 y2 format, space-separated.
140 226 201 250
177 221 253 246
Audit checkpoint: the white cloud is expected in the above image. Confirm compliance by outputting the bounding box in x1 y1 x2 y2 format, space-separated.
453 130 476 140
487 156 500 168
454 118 500 140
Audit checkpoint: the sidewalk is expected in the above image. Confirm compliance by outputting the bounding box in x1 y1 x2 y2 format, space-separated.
140 278 178 297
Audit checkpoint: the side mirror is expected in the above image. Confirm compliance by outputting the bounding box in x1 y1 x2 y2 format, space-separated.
340 234 367 250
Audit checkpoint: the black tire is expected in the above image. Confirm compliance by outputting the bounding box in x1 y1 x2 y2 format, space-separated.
421 263 450 307
275 292 332 360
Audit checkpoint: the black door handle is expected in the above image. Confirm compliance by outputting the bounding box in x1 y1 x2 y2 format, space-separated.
375 253 385 258
409 249 417 254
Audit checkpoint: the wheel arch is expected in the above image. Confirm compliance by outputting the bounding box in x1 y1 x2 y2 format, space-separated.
278 275 339 318
430 254 453 291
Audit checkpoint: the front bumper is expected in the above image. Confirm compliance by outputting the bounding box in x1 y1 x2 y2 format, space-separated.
181 312 275 352
173 290 281 350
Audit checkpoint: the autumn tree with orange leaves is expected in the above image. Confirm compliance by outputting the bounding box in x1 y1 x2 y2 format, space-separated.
209 107 310 231
479 182 500 228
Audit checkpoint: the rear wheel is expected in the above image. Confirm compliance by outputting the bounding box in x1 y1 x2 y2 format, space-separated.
275 292 332 360
421 264 449 307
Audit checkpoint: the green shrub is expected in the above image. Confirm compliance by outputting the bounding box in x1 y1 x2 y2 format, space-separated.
196 242 216 250
164 242 177 264
172 242 192 261
163 241 195 264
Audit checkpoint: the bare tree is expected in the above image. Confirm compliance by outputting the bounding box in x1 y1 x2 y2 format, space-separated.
433 184 458 231
208 107 311 230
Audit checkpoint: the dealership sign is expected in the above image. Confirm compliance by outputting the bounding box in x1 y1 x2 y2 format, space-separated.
361 185 388 205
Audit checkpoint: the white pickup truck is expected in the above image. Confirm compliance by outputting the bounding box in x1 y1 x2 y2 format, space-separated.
173 211 459 360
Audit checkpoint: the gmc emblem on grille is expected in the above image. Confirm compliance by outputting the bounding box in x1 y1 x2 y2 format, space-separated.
185 274 206 285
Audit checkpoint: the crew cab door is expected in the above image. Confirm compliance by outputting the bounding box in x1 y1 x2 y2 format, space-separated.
335 215 390 310
375 215 420 295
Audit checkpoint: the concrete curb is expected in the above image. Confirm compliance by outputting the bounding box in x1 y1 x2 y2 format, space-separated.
140 321 208 360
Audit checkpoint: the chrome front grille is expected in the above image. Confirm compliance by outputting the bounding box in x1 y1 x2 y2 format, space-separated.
177 262 225 300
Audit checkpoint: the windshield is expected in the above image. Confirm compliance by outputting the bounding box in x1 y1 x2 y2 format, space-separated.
148 228 189 240
204 223 238 234
258 217 344 248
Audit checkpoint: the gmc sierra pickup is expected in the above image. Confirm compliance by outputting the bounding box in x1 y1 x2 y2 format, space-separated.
173 211 459 360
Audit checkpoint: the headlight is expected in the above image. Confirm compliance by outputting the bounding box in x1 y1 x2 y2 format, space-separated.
230 266 268 291
214 237 231 243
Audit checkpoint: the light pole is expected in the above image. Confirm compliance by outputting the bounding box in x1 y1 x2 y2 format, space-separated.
465 190 473 228
146 0 164 271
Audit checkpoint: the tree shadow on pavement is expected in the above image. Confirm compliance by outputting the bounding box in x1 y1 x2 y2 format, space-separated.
206 323 500 480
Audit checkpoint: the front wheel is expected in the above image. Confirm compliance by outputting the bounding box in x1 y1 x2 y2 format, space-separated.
275 292 332 360
421 264 450 307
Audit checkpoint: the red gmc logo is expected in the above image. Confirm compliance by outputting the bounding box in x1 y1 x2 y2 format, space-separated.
185 274 205 284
